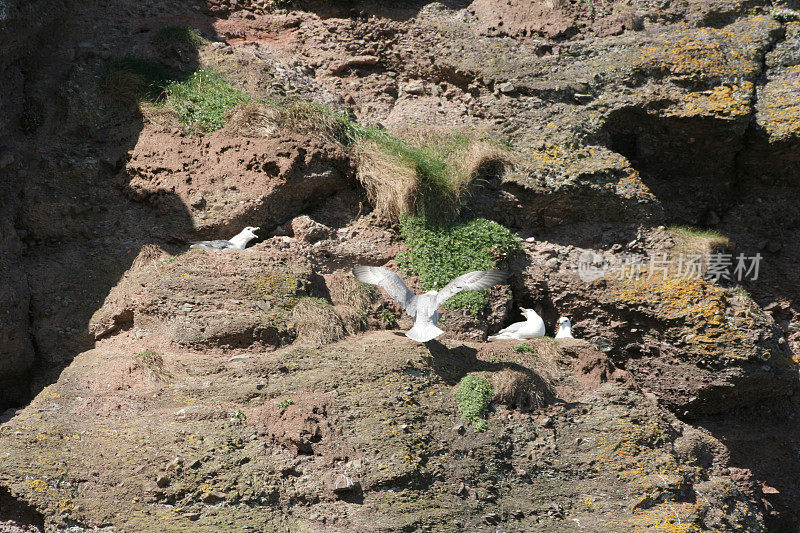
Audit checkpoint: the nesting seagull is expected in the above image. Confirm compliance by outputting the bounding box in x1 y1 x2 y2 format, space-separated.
555 317 574 339
488 308 546 341
353 266 509 343
190 226 260 251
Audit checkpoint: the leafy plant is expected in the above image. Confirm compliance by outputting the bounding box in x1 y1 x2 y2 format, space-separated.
276 398 294 410
513 343 537 354
232 409 247 422
378 308 398 328
454 373 494 432
164 70 251 133
398 216 522 315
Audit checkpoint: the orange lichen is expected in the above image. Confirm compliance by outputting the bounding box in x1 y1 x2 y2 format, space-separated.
675 82 754 118
612 275 755 360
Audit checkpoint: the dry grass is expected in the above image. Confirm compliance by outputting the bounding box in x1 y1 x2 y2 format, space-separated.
103 69 146 103
133 350 173 382
292 298 345 347
224 102 280 138
490 368 553 410
132 244 169 270
509 338 565 382
333 304 367 335
355 127 513 221
667 226 731 276
327 274 378 311
355 139 421 219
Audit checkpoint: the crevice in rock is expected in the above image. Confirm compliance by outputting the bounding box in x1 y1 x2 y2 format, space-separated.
0 486 45 532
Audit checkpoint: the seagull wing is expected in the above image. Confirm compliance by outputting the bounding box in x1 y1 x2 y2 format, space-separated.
435 270 509 307
353 266 417 317
192 239 233 249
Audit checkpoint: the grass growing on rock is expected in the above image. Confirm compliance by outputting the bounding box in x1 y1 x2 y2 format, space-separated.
226 99 512 220
165 70 250 133
153 26 207 49
454 373 493 431
104 58 249 132
398 216 521 315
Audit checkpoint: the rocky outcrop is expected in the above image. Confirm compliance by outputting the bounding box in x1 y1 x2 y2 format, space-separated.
0 333 769 531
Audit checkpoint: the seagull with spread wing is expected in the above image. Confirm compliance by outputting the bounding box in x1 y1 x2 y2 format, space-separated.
353 266 509 343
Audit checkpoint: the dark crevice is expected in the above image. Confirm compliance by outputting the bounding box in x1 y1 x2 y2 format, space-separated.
0 486 45 532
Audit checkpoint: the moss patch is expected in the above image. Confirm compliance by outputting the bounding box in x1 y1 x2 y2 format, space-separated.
453 373 493 431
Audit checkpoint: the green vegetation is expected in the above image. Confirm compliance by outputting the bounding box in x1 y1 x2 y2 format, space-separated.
105 57 177 101
105 55 249 133
19 98 44 134
232 409 247 422
276 397 294 410
454 373 494 432
667 225 729 243
268 99 380 145
133 350 173 381
513 343 537 354
378 308 398 329
397 216 522 315
165 70 251 133
154 26 207 49
771 7 800 23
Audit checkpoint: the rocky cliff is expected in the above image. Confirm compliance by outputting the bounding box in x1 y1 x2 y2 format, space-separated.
1 0 799 531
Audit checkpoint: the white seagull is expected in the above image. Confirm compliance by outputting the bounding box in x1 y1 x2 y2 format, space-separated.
191 226 260 251
555 316 574 338
353 266 509 343
488 308 546 341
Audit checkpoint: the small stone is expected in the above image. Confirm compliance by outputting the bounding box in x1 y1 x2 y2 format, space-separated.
202 491 224 504
498 82 516 94
403 80 425 95
484 512 501 524
541 416 553 428
155 474 170 488
451 423 465 435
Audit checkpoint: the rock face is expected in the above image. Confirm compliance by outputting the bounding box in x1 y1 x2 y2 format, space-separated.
0 334 768 531
1 0 799 530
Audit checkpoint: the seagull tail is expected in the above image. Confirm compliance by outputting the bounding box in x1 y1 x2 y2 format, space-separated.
488 333 516 341
406 323 445 343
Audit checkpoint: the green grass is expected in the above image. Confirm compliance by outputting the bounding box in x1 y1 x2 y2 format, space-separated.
276 397 294 409
105 57 178 101
667 225 729 242
454 373 493 432
378 308 397 328
513 343 537 354
397 216 522 315
165 70 251 133
267 99 383 145
154 26 207 49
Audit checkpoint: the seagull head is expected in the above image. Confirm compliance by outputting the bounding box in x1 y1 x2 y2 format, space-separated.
241 226 260 238
557 316 571 327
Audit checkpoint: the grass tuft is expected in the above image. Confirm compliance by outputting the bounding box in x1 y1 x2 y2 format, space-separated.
398 216 521 315
164 70 251 133
133 350 173 382
454 373 494 431
291 297 345 347
153 26 207 49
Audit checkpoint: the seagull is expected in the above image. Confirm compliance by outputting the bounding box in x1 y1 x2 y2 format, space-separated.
190 226 260 251
488 308 546 341
353 266 509 343
555 316 574 339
